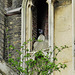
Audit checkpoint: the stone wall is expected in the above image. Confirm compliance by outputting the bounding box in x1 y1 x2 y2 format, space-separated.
54 2 72 75
0 0 5 59
0 0 73 75
4 0 22 61
0 0 18 75
0 61 18 75
12 0 22 9
5 14 21 61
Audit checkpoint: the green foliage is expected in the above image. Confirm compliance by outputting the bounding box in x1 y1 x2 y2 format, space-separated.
7 40 68 75
6 29 68 75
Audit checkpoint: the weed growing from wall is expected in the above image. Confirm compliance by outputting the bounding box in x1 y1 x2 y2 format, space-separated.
7 38 68 75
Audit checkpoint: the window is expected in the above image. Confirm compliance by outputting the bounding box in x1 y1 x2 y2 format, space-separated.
21 0 54 72
32 0 48 50
21 0 54 51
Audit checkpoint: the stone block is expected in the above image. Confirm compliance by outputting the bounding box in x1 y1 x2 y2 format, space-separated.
0 61 18 75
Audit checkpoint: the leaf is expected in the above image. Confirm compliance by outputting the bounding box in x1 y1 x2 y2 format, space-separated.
9 54 11 57
7 35 10 38
19 52 22 55
53 57 57 61
32 38 35 40
29 38 32 41
26 53 31 57
37 39 43 42
6 28 9 32
23 42 27 45
16 50 19 52
21 46 24 48
26 49 29 51
17 57 20 60
8 41 10 43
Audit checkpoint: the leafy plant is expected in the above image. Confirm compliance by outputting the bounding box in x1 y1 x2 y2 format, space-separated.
7 39 68 75
6 28 68 75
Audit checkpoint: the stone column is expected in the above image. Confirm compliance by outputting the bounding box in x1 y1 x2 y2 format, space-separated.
46 0 51 48
46 0 54 75
21 0 33 75
21 0 27 74
26 0 33 51
46 0 54 60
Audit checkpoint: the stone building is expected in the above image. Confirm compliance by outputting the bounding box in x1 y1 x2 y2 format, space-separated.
0 0 75 75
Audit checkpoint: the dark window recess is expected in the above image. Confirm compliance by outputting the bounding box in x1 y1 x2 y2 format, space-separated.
32 6 37 40
32 0 48 40
37 0 48 39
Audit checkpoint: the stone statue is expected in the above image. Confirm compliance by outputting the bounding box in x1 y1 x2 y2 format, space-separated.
33 34 48 51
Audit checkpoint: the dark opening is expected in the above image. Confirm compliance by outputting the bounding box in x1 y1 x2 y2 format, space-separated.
36 0 48 39
32 0 48 39
32 0 48 50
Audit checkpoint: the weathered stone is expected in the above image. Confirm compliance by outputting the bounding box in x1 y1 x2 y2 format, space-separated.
12 0 22 9
0 61 18 75
5 13 21 64
34 34 48 50
0 0 4 59
0 0 73 75
54 3 72 75
9 22 13 24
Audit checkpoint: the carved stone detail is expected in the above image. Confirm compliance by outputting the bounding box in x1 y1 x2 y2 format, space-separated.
33 34 48 51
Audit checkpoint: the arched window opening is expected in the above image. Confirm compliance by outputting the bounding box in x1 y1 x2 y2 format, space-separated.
32 0 48 40
37 0 48 39
32 0 48 50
